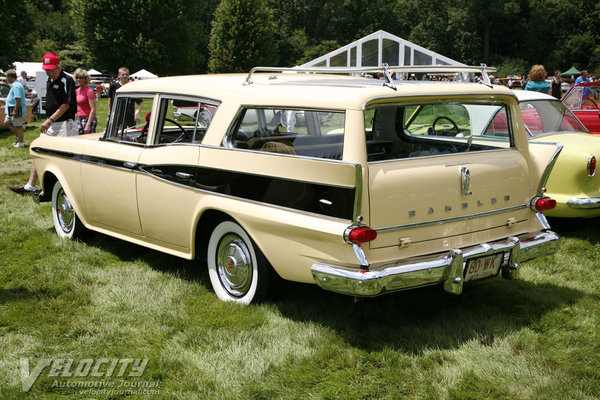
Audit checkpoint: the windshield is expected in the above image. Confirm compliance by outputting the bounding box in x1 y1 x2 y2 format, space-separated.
519 99 588 137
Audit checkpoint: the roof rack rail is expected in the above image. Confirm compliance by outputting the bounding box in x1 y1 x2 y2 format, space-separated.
243 64 497 89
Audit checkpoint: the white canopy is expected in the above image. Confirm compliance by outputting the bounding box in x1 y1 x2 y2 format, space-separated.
130 69 158 79
88 69 102 75
12 62 44 78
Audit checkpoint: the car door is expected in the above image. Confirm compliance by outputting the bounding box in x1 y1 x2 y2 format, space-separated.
365 98 532 250
80 94 153 236
136 95 212 251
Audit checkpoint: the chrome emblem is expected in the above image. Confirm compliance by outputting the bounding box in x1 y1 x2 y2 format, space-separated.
461 167 472 196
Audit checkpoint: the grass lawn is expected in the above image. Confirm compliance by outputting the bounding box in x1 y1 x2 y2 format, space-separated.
1 103 599 399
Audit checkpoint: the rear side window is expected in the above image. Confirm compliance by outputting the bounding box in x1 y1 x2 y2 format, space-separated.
152 96 217 145
226 108 345 160
365 101 512 161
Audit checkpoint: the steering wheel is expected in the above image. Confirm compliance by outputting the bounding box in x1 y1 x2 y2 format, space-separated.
432 116 460 136
164 118 189 143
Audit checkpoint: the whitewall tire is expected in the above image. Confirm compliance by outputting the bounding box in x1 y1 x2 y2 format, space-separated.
51 181 85 240
207 220 269 304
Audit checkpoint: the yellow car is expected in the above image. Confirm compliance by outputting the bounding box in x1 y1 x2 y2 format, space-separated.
514 90 600 218
27 67 561 303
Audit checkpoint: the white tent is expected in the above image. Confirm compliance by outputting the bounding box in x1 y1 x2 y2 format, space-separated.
130 69 157 79
88 68 102 75
12 62 44 78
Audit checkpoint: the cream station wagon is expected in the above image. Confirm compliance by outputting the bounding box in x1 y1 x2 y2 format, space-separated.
30 66 561 304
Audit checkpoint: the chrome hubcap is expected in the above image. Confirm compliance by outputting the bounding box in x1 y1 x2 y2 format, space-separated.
216 234 252 297
57 189 74 233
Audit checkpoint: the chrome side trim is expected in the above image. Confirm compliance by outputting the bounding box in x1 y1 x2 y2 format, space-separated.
311 230 559 297
567 198 600 209
375 204 528 233
135 167 352 223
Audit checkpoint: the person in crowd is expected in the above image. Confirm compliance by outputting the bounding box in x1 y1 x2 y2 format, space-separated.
524 64 550 94
4 70 27 147
551 70 562 99
9 53 77 195
18 70 29 93
74 68 97 134
30 90 40 120
95 81 102 99
108 66 142 126
575 70 590 84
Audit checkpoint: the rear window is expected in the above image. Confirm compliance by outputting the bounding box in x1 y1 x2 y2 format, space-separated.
365 101 513 161
226 108 345 160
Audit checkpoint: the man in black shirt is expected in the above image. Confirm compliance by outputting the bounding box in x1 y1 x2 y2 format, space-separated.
40 53 77 136
9 53 77 195
108 66 142 127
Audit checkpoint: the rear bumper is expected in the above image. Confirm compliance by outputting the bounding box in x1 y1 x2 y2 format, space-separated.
567 197 600 209
311 230 559 297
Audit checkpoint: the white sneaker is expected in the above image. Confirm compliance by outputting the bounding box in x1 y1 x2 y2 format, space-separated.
13 142 25 148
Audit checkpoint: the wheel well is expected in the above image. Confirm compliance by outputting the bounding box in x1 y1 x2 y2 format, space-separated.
40 172 58 203
194 210 231 261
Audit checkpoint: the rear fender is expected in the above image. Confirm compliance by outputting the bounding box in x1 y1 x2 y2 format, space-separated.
527 142 563 196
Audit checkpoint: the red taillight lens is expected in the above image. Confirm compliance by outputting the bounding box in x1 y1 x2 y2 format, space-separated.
588 155 596 177
532 197 557 211
347 226 377 243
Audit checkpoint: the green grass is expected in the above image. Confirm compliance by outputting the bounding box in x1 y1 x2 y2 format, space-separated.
1 109 600 399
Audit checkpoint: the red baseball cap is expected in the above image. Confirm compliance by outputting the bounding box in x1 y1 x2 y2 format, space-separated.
42 53 60 70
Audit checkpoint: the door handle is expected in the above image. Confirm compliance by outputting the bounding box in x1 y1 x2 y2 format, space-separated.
123 161 136 169
176 172 192 179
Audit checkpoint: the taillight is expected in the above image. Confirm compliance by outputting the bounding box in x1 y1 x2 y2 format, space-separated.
588 155 596 177
345 226 377 243
530 196 557 212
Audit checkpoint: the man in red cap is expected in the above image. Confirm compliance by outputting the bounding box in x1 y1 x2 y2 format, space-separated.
9 52 77 195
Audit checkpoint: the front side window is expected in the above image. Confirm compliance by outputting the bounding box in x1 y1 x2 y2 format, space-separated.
227 108 345 160
365 101 512 161
564 88 583 110
106 95 153 143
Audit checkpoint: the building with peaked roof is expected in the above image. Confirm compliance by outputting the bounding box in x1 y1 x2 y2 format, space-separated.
299 30 464 68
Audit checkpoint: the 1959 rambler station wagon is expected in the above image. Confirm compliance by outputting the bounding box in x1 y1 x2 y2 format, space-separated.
31 66 561 304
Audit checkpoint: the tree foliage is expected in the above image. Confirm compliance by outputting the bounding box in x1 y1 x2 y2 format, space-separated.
3 0 600 77
208 0 278 73
70 0 218 75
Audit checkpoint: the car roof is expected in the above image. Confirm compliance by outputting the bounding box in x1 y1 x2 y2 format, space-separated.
118 73 517 110
512 89 557 102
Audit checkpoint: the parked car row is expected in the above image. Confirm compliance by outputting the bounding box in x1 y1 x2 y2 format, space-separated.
26 66 585 304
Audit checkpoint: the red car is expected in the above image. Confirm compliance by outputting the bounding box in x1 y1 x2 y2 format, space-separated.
562 82 600 134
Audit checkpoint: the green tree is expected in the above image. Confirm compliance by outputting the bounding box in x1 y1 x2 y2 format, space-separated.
0 1 35 68
208 0 278 73
71 0 218 75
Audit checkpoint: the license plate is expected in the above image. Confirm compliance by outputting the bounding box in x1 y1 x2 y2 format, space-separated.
464 253 503 282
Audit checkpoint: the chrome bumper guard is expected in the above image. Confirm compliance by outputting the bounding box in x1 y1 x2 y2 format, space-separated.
567 198 600 209
311 230 559 297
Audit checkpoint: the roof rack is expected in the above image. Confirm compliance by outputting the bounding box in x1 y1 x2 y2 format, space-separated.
243 64 497 89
